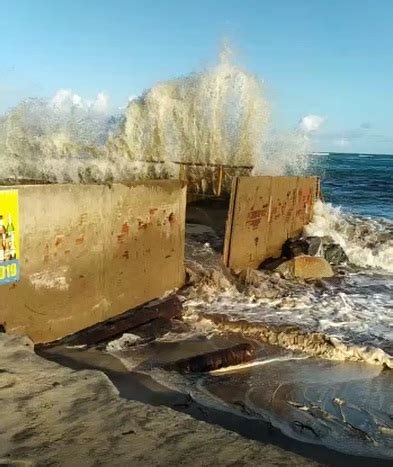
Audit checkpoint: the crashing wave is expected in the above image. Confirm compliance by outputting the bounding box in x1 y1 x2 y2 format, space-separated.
305 200 393 273
0 47 314 184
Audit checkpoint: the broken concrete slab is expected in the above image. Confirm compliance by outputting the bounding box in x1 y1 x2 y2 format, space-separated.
167 343 256 373
223 176 319 272
275 256 334 279
44 295 183 347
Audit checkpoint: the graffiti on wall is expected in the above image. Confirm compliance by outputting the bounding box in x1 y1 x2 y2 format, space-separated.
0 190 20 284
223 176 319 271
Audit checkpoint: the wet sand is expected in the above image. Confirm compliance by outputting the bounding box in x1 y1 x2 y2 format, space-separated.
40 335 393 466
0 332 318 466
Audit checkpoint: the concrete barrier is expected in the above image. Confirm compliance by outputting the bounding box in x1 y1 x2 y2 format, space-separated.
0 181 186 343
223 176 319 272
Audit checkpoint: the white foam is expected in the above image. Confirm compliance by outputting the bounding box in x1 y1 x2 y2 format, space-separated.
305 200 393 273
105 333 142 352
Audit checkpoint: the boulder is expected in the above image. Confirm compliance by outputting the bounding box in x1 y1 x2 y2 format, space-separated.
283 236 348 266
323 243 348 266
275 255 334 279
282 236 323 259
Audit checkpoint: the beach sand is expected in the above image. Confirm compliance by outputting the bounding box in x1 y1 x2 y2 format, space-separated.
0 332 319 466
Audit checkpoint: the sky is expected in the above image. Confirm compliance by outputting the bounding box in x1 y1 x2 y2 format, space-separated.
1 0 393 154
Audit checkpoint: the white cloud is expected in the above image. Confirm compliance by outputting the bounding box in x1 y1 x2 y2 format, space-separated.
91 92 109 113
51 89 82 110
51 89 110 113
299 114 326 133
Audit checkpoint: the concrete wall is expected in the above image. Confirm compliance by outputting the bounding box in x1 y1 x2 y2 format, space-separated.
223 176 318 272
0 181 186 343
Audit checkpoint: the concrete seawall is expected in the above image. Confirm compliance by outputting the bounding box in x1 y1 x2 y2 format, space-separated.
0 181 186 343
223 176 319 271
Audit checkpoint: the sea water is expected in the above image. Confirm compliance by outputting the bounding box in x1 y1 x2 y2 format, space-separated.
310 152 393 220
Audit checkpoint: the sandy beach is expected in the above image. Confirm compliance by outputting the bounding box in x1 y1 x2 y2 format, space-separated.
0 332 321 466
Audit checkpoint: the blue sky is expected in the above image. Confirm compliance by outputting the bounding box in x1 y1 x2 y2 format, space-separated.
1 0 393 153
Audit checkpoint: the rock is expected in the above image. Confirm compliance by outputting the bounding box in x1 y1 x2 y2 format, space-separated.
283 236 348 266
282 238 308 258
324 243 348 266
282 237 323 259
306 237 324 256
275 256 334 279
259 257 287 271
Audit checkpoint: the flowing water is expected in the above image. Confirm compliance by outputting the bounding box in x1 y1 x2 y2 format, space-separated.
177 153 393 458
106 153 393 459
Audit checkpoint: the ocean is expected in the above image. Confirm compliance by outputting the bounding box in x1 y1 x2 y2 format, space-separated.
311 152 393 220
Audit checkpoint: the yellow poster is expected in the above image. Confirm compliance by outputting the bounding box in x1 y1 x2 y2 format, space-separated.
0 190 20 284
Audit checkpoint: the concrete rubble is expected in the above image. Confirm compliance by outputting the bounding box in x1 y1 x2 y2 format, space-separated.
275 256 334 279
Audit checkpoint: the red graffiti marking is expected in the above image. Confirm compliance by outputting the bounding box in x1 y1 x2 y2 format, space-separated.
121 222 130 236
79 213 88 226
246 209 268 229
137 219 148 230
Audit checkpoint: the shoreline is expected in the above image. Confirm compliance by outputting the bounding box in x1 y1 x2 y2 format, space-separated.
41 342 393 466
0 333 317 466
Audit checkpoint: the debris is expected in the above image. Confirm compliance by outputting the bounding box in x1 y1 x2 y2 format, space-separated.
167 343 256 373
282 237 323 259
45 295 183 347
275 256 334 279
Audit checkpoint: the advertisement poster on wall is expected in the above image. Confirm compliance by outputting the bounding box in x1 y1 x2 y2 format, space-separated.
0 190 20 285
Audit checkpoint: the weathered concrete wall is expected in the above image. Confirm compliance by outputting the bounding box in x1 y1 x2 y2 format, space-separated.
223 176 318 272
0 181 186 343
